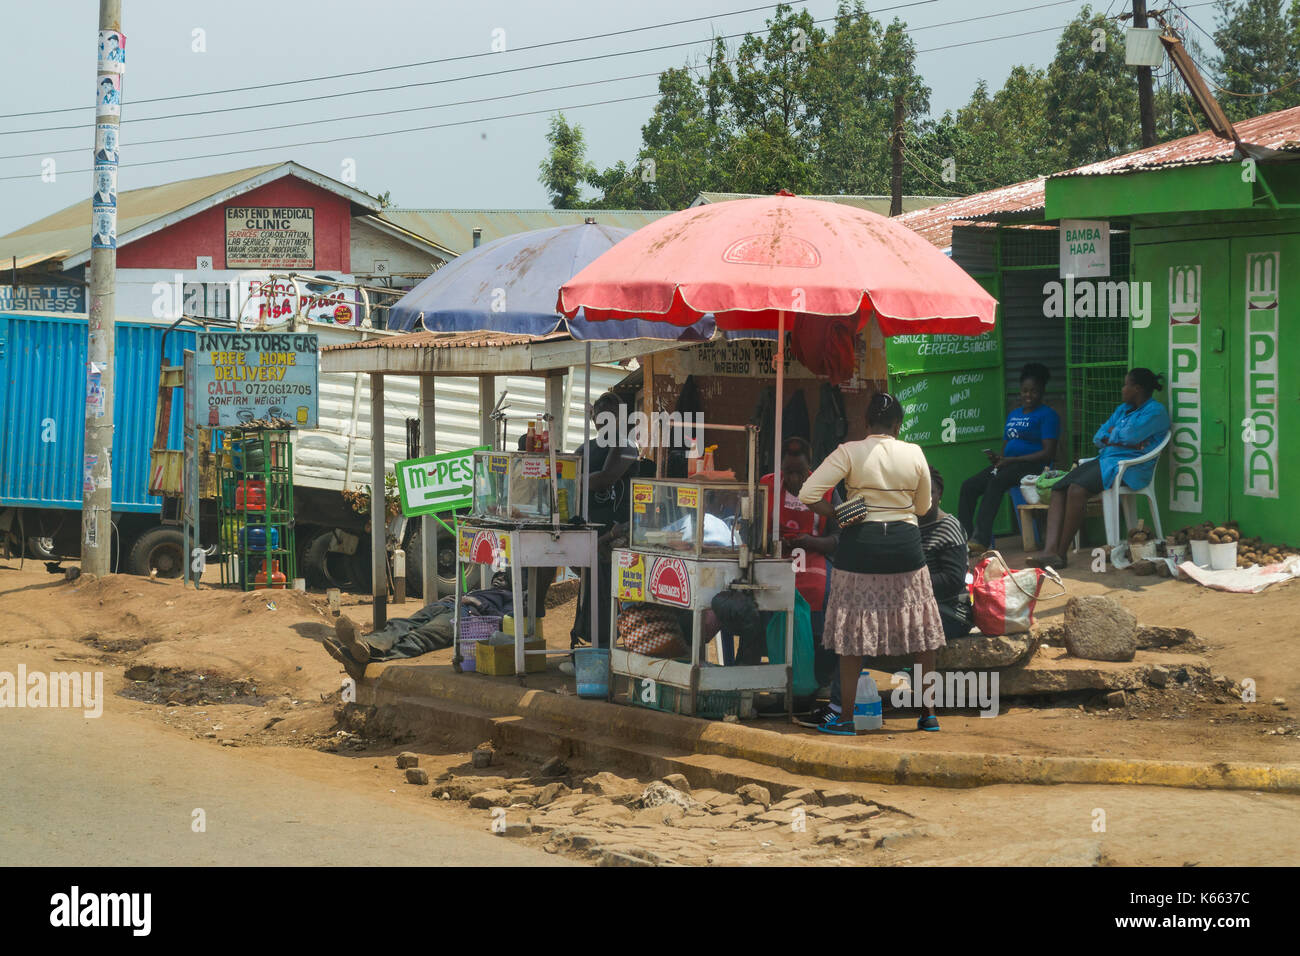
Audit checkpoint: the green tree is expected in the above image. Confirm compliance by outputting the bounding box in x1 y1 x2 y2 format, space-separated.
1044 5 1139 168
1212 0 1300 120
538 112 595 209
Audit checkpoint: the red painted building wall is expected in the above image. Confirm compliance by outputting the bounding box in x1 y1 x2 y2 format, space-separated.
118 176 352 271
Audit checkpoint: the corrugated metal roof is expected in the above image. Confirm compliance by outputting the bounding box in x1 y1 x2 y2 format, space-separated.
1053 104 1300 179
376 209 672 257
894 178 1048 249
692 191 953 215
0 162 383 271
324 330 567 351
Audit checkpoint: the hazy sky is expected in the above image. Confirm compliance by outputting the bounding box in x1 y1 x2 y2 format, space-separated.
0 0 1221 235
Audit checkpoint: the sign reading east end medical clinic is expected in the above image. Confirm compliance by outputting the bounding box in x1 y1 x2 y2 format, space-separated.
1060 219 1110 278
396 446 488 517
226 207 314 269
194 331 318 428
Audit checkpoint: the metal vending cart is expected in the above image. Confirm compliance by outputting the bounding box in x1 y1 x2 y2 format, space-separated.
453 430 600 682
609 424 796 719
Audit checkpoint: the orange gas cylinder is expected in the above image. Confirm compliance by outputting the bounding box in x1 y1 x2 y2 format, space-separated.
255 559 287 589
236 480 266 511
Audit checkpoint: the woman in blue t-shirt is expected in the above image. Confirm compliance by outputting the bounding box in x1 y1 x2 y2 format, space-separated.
958 363 1060 551
1028 367 1170 569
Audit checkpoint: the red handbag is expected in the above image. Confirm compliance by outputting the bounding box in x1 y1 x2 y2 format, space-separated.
971 551 1065 636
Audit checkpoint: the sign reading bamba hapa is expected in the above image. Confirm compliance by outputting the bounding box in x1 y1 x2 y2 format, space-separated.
225 206 314 268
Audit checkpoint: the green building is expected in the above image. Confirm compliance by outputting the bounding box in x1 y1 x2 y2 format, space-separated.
892 104 1300 545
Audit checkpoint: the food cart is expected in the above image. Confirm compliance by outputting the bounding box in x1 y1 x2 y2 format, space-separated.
453 437 600 681
608 422 796 718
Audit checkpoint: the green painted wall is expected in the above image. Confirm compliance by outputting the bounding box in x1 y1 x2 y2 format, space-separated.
1130 222 1299 543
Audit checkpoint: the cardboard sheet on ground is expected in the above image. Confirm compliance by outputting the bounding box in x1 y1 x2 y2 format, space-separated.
1176 556 1300 594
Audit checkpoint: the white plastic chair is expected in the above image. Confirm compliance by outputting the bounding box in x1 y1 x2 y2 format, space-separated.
1078 432 1171 548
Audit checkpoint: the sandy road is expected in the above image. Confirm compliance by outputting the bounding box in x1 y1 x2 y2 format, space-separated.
0 703 571 867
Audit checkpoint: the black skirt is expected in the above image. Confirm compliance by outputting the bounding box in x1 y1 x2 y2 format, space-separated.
833 520 925 575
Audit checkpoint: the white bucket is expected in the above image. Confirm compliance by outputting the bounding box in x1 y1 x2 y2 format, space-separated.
1129 541 1157 561
1208 541 1238 571
1019 477 1041 505
1189 539 1211 567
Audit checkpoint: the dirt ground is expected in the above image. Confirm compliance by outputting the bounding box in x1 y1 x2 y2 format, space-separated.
1 552 1296 866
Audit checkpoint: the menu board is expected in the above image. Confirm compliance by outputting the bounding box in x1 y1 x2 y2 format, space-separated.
895 367 1004 446
886 330 1000 375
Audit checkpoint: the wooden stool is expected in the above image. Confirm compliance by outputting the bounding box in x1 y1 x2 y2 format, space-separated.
1016 500 1103 552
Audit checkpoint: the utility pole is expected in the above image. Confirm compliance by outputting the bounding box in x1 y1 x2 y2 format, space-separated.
889 93 904 216
1133 0 1157 147
84 0 122 575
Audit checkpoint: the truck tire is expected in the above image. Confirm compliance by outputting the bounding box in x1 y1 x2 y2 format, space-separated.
26 536 59 561
404 527 458 599
126 526 186 578
302 529 366 592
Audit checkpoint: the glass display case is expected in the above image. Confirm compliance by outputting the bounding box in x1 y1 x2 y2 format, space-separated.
471 451 581 524
628 479 769 558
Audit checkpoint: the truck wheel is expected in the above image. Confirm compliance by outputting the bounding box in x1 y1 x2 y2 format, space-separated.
302 529 365 592
405 527 458 598
126 527 186 578
26 536 59 561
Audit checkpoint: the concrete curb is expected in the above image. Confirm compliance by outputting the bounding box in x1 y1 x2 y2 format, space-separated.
360 663 1300 794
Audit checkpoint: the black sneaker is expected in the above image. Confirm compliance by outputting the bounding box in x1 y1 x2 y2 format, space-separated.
796 702 842 729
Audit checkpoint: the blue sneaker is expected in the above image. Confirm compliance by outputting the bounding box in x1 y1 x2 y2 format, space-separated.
817 713 859 736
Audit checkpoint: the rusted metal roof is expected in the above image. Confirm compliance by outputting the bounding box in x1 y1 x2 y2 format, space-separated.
894 178 1047 249
322 330 567 351
1053 104 1300 179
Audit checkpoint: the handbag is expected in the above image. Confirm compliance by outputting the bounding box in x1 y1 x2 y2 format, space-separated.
617 603 689 658
971 550 1065 635
834 496 869 528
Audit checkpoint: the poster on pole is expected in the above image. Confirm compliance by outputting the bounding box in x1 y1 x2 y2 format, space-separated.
396 447 488 517
194 331 319 427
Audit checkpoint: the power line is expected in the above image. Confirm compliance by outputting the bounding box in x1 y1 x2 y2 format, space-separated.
0 91 665 183
0 0 1127 156
0 0 942 123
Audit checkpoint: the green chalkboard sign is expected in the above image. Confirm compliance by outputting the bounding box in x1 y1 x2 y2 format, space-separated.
886 330 1001 375
894 367 1005 446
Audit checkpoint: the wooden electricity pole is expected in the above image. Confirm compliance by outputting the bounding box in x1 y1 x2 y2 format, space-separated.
84 0 122 575
890 94 904 216
1134 0 1158 147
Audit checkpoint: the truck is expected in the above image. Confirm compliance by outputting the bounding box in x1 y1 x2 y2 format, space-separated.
0 311 626 591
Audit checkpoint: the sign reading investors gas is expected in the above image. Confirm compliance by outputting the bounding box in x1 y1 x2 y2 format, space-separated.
194 331 318 427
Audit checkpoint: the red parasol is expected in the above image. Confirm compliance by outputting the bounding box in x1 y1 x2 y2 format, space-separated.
556 192 996 334
555 193 998 551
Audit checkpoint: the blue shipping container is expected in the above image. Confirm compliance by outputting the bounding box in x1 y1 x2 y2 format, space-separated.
0 312 197 513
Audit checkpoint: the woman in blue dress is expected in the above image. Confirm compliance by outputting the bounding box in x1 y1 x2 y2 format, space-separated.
1028 368 1170 568
958 363 1060 551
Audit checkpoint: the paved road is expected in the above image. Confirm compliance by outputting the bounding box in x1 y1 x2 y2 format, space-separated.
0 706 570 866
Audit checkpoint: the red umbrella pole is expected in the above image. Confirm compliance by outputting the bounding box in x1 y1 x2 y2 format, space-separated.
772 309 784 554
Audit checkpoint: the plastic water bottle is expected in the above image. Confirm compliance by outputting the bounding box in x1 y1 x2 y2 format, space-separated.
853 673 883 732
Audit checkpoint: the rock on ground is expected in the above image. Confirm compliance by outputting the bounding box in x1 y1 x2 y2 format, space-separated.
404 767 429 785
937 634 1038 669
1064 595 1137 662
736 784 771 807
641 781 696 811
396 752 419 769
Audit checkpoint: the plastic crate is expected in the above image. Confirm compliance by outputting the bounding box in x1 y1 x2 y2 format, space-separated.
475 638 546 675
457 616 500 673
635 681 753 720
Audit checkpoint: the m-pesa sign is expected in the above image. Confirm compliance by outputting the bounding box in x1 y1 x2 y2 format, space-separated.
1244 252 1279 499
396 446 487 517
1168 265 1202 513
